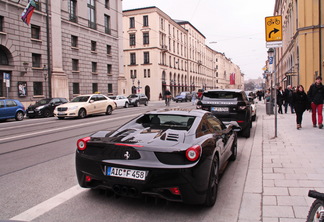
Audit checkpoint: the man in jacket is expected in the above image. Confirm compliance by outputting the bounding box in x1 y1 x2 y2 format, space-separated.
307 76 324 129
284 85 294 113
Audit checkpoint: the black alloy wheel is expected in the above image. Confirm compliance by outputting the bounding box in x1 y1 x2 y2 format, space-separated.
204 155 219 207
43 109 50 118
306 199 324 222
124 102 129 108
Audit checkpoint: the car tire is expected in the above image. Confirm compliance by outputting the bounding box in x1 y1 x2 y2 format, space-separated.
58 117 65 120
229 133 237 161
204 155 219 207
43 109 50 118
135 101 139 107
106 106 113 115
78 108 86 119
252 114 256 121
15 111 24 121
144 101 148 106
124 102 129 108
242 126 251 138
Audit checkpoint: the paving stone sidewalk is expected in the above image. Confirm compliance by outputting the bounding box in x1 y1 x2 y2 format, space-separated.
239 101 324 222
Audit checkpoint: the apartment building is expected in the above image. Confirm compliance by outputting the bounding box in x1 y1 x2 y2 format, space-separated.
123 6 243 101
0 0 124 105
273 0 324 88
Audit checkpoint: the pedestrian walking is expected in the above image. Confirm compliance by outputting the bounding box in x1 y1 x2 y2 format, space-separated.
191 91 197 105
277 86 284 114
284 85 294 113
159 93 162 101
307 76 324 129
164 88 172 106
292 85 310 129
257 90 263 101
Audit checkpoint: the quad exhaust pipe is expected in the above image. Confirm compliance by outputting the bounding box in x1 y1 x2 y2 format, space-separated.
112 185 138 196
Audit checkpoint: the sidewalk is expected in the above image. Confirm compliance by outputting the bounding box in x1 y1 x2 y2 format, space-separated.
239 101 324 222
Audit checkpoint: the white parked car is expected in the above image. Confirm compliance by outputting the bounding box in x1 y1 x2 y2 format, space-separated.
54 94 116 119
108 95 129 108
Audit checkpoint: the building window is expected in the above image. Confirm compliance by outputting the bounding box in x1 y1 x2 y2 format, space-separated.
108 83 113 94
144 52 150 64
143 15 148 27
129 33 135 46
31 25 40 39
130 17 135 28
104 14 111 34
33 82 43 95
107 64 112 74
92 62 97 73
106 45 111 55
32 53 41 68
91 40 96 52
105 0 109 9
72 59 79 71
130 70 137 79
87 0 96 29
0 16 3 32
143 32 149 45
73 82 80 94
148 69 150 78
69 0 77 22
0 48 9 65
92 83 98 93
144 69 147 78
130 53 136 65
71 35 78 47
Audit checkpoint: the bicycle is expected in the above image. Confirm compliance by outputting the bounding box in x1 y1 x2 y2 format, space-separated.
306 190 324 222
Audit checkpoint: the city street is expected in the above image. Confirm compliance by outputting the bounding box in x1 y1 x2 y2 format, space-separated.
0 101 254 222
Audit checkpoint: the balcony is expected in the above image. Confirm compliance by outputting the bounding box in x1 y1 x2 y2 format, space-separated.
161 45 168 52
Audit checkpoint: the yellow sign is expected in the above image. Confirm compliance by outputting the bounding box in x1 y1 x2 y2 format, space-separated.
265 16 282 42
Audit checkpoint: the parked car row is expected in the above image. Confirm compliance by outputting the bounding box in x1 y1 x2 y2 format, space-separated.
0 93 150 122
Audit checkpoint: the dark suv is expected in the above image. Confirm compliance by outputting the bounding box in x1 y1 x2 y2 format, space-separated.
128 94 148 107
27 98 68 118
196 89 252 138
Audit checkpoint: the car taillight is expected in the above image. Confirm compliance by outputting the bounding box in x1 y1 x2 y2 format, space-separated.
77 137 91 151
185 145 201 161
169 187 181 195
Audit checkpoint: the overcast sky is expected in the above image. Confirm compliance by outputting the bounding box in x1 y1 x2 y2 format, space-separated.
122 0 276 80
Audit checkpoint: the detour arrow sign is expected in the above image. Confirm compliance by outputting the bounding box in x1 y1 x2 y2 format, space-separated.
265 16 282 42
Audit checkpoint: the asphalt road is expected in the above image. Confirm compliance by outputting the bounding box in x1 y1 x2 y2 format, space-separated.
0 101 255 222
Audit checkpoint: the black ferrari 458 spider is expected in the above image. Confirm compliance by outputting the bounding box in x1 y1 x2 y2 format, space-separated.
76 108 240 206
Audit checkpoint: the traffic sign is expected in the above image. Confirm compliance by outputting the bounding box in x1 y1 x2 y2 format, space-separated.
265 16 282 42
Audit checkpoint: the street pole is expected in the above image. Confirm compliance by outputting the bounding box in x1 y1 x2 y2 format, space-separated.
45 0 51 98
274 49 277 138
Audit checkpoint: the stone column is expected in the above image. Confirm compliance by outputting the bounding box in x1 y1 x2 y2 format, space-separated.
50 0 69 99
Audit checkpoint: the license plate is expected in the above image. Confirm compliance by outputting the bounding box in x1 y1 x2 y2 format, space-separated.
211 107 229 112
106 166 147 181
58 112 65 115
28 111 34 113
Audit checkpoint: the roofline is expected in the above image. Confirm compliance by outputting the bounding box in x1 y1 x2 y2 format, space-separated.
175 20 206 39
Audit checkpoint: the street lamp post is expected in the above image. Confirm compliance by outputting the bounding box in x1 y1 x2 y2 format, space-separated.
43 65 48 98
267 48 277 138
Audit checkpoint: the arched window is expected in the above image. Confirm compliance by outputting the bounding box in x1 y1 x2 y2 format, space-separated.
0 47 9 65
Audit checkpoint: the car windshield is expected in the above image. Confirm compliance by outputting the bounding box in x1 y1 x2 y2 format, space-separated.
136 114 196 130
202 91 241 100
35 99 51 105
71 96 90 102
128 94 138 98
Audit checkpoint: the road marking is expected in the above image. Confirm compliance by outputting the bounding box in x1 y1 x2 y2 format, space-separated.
10 185 84 221
0 114 139 142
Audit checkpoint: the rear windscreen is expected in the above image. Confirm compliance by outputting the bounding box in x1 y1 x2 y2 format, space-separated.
202 92 241 100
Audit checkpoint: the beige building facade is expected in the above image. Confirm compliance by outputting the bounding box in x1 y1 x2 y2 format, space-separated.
273 0 324 89
0 0 124 106
123 6 243 101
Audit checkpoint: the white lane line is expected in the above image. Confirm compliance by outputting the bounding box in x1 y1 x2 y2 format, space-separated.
0 114 139 142
10 185 84 221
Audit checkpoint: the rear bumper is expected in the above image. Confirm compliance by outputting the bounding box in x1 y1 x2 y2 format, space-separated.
75 153 209 205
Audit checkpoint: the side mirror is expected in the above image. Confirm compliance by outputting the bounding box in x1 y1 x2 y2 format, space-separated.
228 121 241 132
90 100 94 103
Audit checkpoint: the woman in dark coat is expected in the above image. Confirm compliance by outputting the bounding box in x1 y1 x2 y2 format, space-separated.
277 86 285 114
292 85 310 129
